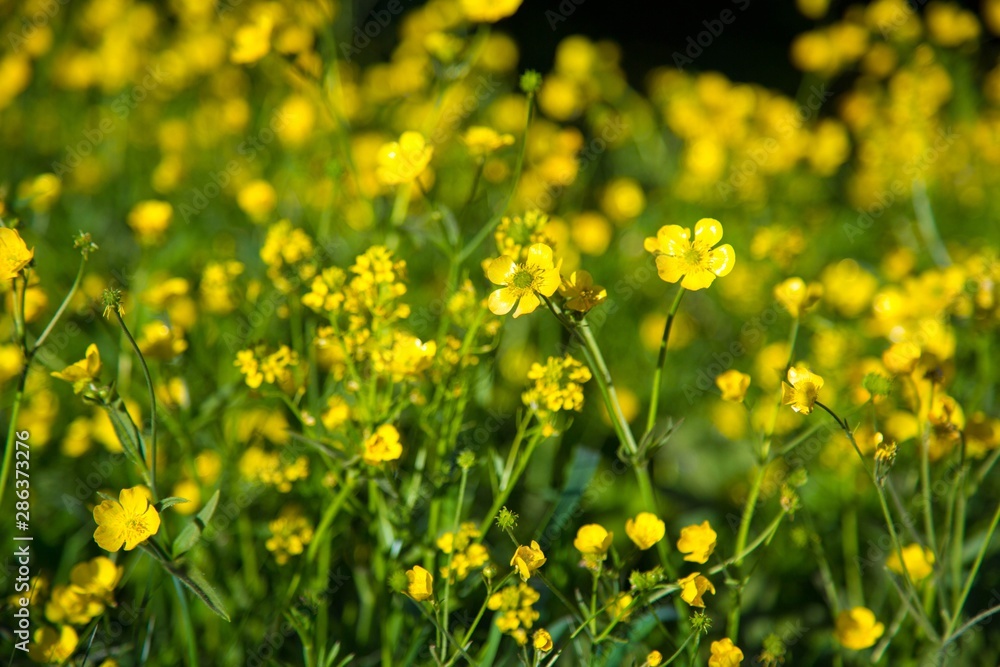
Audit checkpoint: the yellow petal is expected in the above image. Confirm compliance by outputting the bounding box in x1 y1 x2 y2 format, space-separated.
655 255 685 283
681 270 716 291
513 291 540 317
535 266 561 297
94 525 125 552
694 218 723 247
487 256 517 285
119 488 148 516
656 225 690 255
525 243 554 270
488 287 517 315
708 244 736 277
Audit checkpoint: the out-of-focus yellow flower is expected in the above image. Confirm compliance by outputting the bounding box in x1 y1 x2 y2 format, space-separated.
570 211 613 255
532 628 553 651
796 0 829 19
18 173 60 212
137 322 188 360
93 487 161 552
821 260 878 317
882 341 920 375
276 95 316 147
405 565 434 601
708 638 744 666
376 131 433 185
510 540 546 581
237 180 277 222
677 520 717 564
265 509 314 564
50 344 102 394
170 479 201 516
0 227 34 280
925 2 980 46
886 543 934 582
781 366 824 415
573 524 612 556
625 512 665 550
645 219 735 291
600 178 646 224
539 74 582 121
0 54 32 111
677 572 715 607
462 126 515 157
716 370 750 403
487 243 560 318
559 270 606 312
609 592 634 620
363 424 402 465
521 354 591 414
28 625 78 663
835 606 884 650
231 15 273 64
128 200 173 244
646 650 663 666
774 277 823 318
460 0 523 23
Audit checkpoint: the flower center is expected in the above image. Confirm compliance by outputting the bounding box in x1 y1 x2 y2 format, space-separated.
512 268 535 290
682 244 706 267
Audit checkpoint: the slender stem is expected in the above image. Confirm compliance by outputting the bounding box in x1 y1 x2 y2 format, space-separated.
660 632 696 666
945 500 1000 637
645 288 685 438
733 465 767 569
31 256 86 354
114 309 159 498
441 466 469 659
941 603 1000 649
575 317 638 455
172 577 199 667
0 371 27 512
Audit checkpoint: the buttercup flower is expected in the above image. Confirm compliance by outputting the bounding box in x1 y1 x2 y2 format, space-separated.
625 512 666 550
127 200 173 244
835 606 884 650
882 341 921 375
644 218 735 290
532 628 553 651
51 344 102 394
460 0 523 23
463 126 515 157
93 487 161 552
510 540 546 581
646 650 663 667
376 131 433 185
363 424 403 465
405 565 434 601
28 625 78 663
716 370 750 402
677 572 715 607
709 638 745 666
774 277 823 317
573 523 613 556
560 270 607 312
886 543 935 583
781 366 824 414
677 520 717 564
0 227 34 280
487 243 561 318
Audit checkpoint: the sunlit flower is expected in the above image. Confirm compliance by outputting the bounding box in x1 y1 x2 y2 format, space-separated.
93 487 161 552
646 650 663 667
882 341 920 375
677 572 715 607
487 243 561 318
774 277 823 318
510 540 546 581
51 344 102 394
625 512 665 550
376 131 433 185
708 638 745 666
835 606 884 650
560 270 607 313
0 227 34 280
28 625 78 663
463 126 515 157
886 543 935 583
677 520 717 564
716 370 750 403
405 565 434 601
363 424 403 465
265 509 314 565
574 524 612 556
460 0 523 23
644 219 735 291
127 200 173 244
532 628 553 651
781 366 824 415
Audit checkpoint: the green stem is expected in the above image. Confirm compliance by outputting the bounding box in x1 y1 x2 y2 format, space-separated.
0 372 27 513
441 466 469 659
172 577 199 667
645 287 685 438
944 500 1000 637
32 257 86 354
114 309 159 498
660 632 696 666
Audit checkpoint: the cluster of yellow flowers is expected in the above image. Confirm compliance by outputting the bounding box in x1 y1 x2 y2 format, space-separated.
265 508 315 564
521 354 592 415
436 522 490 582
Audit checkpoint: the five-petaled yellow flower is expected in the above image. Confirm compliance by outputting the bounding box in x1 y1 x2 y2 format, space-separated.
363 424 403 466
376 131 433 185
708 638 744 666
573 524 613 555
487 243 561 318
405 565 434 601
559 270 607 313
93 487 161 552
835 606 884 650
716 370 750 403
625 512 665 550
0 227 34 280
677 572 715 607
644 218 735 290
51 344 102 394
886 543 935 583
510 540 546 581
677 520 717 564
781 366 824 415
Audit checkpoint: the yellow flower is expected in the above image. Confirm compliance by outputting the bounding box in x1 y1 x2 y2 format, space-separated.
265 509 314 564
93 487 161 552
171 480 201 516
405 565 434 601
781 366 824 415
376 131 433 185
363 424 403 466
609 592 634 620
51 344 102 394
716 370 750 403
237 179 277 222
137 322 188 360
677 520 717 564
532 628 553 651
463 126 515 157
460 0 523 23
231 15 273 64
559 270 607 313
835 606 884 650
773 277 823 318
510 540 546 581
677 572 715 608
646 650 663 667
886 543 935 583
521 354 591 413
127 200 173 244
487 243 561 318
28 625 78 663
70 556 123 602
573 524 613 556
625 512 665 550
882 341 921 375
0 227 34 280
708 638 745 666
644 219 736 291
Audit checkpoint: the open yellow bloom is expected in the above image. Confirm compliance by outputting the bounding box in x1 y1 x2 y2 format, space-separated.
677 520 717 564
677 572 715 607
774 277 823 318
376 131 433 185
231 15 273 64
559 270 607 313
487 243 561 318
405 565 434 601
532 628 553 651
886 543 935 583
510 540 546 581
28 625 78 663
363 424 403 465
716 370 750 403
0 227 34 280
781 366 824 415
573 524 612 555
708 638 744 666
625 512 665 550
93 487 161 552
460 0 523 23
644 219 735 291
835 606 884 650
51 344 102 393
127 200 173 244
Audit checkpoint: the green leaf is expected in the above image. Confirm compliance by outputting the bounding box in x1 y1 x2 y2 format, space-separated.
196 489 221 526
156 497 189 512
172 523 201 559
174 564 231 622
102 395 147 473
